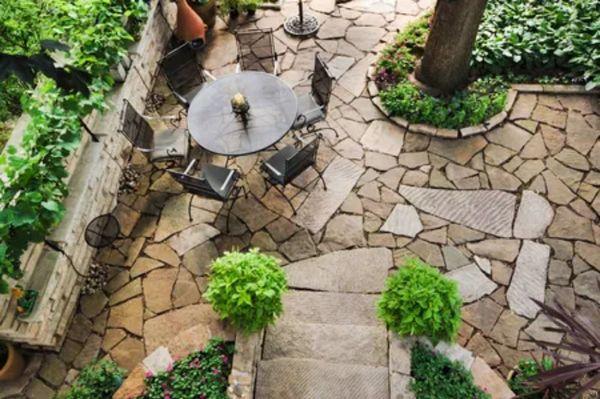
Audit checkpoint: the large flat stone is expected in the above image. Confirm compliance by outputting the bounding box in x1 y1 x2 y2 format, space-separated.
428 135 487 165
322 214 366 250
294 157 363 233
284 248 392 293
256 358 389 399
446 264 498 303
470 357 515 399
338 54 375 97
280 291 381 326
166 223 219 255
467 239 521 262
381 204 423 237
513 190 554 238
360 121 405 156
233 196 278 232
398 186 516 237
548 206 595 241
263 322 388 366
506 241 550 318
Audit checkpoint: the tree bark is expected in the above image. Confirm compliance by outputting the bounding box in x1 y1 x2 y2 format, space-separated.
415 0 488 95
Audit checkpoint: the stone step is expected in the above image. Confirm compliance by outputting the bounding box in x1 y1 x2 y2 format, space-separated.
263 321 388 366
280 291 381 326
255 358 389 399
283 247 393 293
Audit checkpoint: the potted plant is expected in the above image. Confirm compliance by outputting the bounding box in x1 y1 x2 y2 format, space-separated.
241 0 262 15
220 0 241 18
12 285 38 318
0 342 25 381
189 0 217 29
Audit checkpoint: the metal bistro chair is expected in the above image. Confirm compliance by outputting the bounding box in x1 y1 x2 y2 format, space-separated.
168 160 247 232
160 42 215 110
235 28 279 75
293 53 335 131
260 134 326 215
119 99 190 165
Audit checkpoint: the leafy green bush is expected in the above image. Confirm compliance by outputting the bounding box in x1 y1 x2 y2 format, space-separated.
0 0 147 293
141 338 234 399
375 16 508 129
204 249 287 334
57 360 125 399
377 258 462 345
411 343 490 399
509 358 554 398
473 0 600 90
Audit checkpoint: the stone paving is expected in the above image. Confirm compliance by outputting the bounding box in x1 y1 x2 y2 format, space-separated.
14 0 600 397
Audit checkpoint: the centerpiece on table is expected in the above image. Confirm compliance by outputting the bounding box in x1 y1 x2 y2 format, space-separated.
231 92 250 124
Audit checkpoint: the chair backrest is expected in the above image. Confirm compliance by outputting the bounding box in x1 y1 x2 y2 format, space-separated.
169 164 238 201
311 54 334 109
160 42 206 99
119 99 154 150
235 29 276 73
284 138 320 183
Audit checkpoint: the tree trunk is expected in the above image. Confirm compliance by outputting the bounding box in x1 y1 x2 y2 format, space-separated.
415 0 487 95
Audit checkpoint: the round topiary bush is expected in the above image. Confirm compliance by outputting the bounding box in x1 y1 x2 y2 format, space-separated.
204 249 287 334
377 258 462 344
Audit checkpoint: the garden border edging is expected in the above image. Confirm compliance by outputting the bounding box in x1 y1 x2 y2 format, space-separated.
366 62 599 140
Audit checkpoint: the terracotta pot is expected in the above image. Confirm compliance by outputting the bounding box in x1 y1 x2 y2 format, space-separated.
0 343 25 381
190 0 217 29
175 0 207 43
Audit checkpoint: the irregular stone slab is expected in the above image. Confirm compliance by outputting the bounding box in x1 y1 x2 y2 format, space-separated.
381 204 423 237
442 246 471 270
446 264 498 303
514 191 554 238
524 314 564 344
360 121 405 156
154 195 215 241
399 186 516 237
575 242 600 271
317 17 352 40
108 297 144 336
389 334 413 375
573 270 600 304
548 206 594 242
474 256 492 274
428 135 487 165
462 298 503 334
294 157 363 234
256 358 389 399
310 0 336 13
345 26 386 52
434 341 475 370
263 322 388 366
467 239 521 262
233 196 278 232
471 357 515 399
279 230 317 261
284 248 392 293
390 373 415 399
280 291 380 326
338 54 375 97
506 241 550 318
343 0 396 13
322 215 366 250
407 239 444 267
327 56 355 79
166 223 219 255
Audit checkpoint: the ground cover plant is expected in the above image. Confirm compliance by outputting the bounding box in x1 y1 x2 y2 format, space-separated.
140 338 234 399
410 342 490 399
0 0 147 293
375 0 599 128
377 258 462 345
57 360 125 399
509 357 555 398
204 249 287 334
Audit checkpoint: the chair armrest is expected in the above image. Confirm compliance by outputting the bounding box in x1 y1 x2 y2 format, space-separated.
220 169 236 191
203 70 217 81
263 161 283 177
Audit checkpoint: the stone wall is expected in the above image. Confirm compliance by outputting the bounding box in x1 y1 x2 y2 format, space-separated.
0 0 174 349
227 331 264 399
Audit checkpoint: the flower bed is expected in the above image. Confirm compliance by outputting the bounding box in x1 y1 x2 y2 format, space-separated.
374 0 599 129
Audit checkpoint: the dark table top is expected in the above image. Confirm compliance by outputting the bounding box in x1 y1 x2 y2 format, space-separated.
187 71 298 156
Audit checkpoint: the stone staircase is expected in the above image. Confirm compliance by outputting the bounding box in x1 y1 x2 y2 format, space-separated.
254 248 393 399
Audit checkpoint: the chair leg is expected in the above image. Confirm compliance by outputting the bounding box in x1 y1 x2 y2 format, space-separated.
317 169 328 191
272 184 296 215
188 196 194 222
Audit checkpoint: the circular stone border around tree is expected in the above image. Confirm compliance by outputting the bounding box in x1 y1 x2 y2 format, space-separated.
366 63 599 140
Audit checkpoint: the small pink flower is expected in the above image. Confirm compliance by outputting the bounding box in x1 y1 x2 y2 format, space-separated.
212 368 220 375
144 370 153 378
166 362 173 372
221 355 229 364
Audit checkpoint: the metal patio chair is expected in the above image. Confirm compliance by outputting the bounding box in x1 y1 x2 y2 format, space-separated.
293 53 335 131
119 99 189 165
235 28 279 75
168 160 246 232
159 42 215 109
260 134 326 215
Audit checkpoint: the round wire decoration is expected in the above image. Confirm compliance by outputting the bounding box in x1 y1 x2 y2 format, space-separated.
284 14 320 37
85 214 121 249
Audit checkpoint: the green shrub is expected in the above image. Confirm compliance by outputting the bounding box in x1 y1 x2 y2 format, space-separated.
411 343 490 399
204 249 287 334
141 338 234 399
509 358 554 398
377 258 462 344
56 360 125 399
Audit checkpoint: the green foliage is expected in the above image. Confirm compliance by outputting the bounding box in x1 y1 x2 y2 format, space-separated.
56 360 125 399
141 338 234 399
377 258 462 345
204 249 287 334
473 0 600 90
411 343 490 399
0 0 147 293
509 358 554 398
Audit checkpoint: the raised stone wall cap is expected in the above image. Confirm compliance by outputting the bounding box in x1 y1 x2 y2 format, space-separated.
372 96 389 116
512 83 544 92
470 357 515 399
504 89 518 111
541 84 592 93
460 124 486 137
409 123 437 136
367 81 379 96
484 111 508 130
390 116 409 128
435 128 459 139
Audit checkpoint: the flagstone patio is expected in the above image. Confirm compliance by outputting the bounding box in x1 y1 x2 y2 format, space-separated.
15 0 600 397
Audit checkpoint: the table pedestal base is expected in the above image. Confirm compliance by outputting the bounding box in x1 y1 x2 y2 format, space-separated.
284 14 319 37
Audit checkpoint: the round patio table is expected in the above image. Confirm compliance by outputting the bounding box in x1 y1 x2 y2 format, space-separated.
187 71 298 156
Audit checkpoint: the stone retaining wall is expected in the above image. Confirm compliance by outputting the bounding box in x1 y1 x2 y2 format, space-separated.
227 331 265 399
0 0 174 349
